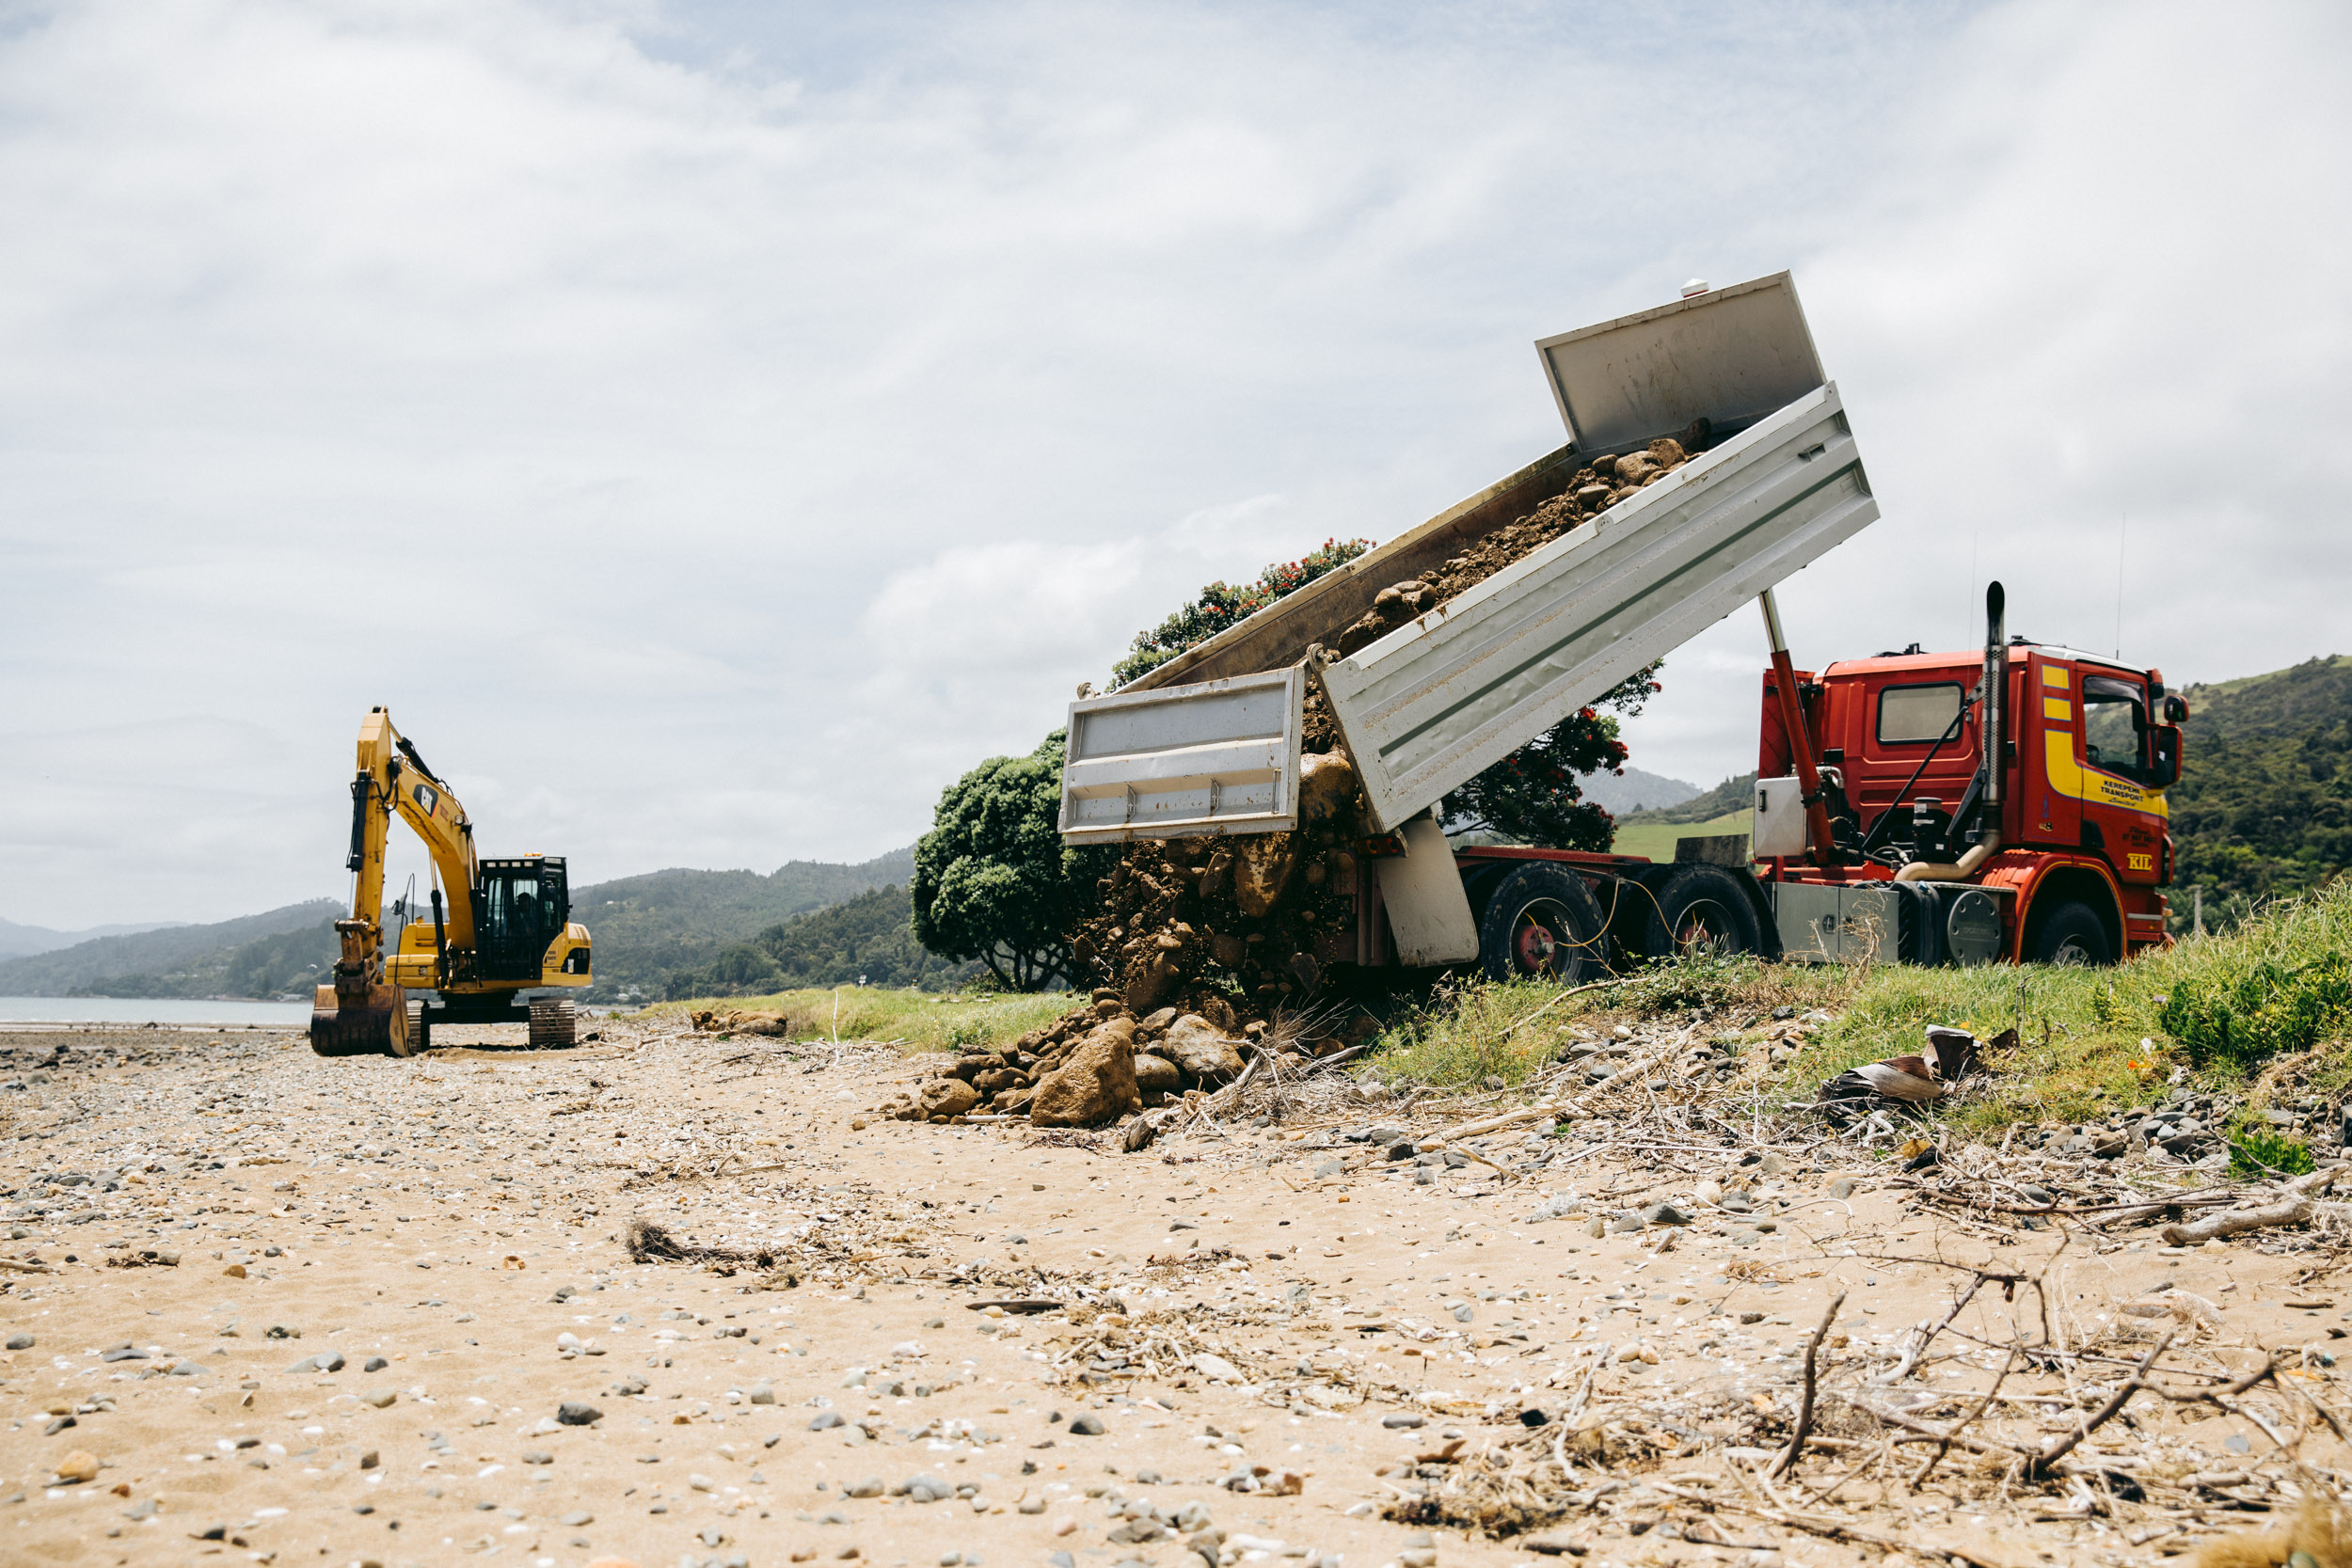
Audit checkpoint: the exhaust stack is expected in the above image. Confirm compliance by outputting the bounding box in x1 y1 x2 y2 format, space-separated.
1897 580 2007 883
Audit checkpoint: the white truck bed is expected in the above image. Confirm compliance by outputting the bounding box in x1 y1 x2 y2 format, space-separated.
1058 271 1879 844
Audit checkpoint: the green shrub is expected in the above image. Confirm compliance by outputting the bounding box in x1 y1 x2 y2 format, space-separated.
2157 953 2352 1069
2228 1125 2315 1179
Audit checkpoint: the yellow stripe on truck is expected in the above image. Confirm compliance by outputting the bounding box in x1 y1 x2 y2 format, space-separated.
2044 730 2169 817
2043 697 2072 721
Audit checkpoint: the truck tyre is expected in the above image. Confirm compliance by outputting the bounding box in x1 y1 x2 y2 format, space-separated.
2029 900 2112 967
1479 863 1608 985
1645 864 1765 961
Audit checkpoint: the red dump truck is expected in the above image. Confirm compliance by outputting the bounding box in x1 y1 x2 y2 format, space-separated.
1056 274 2185 976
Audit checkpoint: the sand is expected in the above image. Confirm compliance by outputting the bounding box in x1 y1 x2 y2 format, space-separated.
0 1019 2341 1568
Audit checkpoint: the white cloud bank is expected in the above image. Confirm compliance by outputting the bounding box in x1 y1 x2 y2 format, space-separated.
0 0 2344 926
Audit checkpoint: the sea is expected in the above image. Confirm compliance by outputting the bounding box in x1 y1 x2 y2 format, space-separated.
0 996 313 1028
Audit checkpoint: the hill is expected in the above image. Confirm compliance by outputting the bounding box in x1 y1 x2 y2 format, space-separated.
16 849 926 1002
2170 655 2352 928
0 900 343 997
659 884 980 998
1614 770 1756 830
1573 766 1699 815
571 848 915 1001
0 916 187 959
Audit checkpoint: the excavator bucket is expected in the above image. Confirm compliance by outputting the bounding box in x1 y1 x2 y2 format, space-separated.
309 982 413 1057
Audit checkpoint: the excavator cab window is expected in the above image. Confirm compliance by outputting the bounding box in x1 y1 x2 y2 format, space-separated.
474 857 570 981
2082 674 2151 784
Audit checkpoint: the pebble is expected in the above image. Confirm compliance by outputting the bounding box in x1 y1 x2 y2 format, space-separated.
557 1401 603 1425
361 1388 396 1408
52 1449 100 1483
1381 1413 1425 1430
845 1477 884 1498
1068 1415 1104 1435
810 1412 845 1431
4 1334 31 1350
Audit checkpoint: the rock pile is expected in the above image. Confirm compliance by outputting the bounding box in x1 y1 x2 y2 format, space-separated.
873 995 1272 1126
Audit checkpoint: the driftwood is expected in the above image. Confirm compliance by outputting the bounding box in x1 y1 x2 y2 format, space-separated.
2161 1195 2314 1244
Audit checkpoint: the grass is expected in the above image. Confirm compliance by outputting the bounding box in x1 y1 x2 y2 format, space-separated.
1610 809 1751 863
1364 957 1853 1090
1361 880 2352 1137
623 985 1074 1054
1789 879 2352 1132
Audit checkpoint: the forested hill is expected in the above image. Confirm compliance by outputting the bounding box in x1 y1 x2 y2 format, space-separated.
571 848 915 999
0 900 342 996
2171 655 2352 926
8 850 923 1003
1615 770 1757 828
658 884 979 998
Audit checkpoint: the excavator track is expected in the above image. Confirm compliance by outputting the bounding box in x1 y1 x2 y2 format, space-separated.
528 999 577 1050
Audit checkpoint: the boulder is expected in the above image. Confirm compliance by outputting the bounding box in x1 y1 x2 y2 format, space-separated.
1298 751 1359 825
1123 954 1181 1014
1030 1018 1142 1127
1232 832 1303 917
732 1013 790 1037
1164 1015 1246 1084
1133 1053 1182 1095
1210 932 1248 970
917 1079 980 1122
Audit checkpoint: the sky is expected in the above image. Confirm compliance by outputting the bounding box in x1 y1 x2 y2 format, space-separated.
2 0 2347 929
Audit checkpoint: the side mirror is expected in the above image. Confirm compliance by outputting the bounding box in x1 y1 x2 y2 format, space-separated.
2148 723 2183 788
2163 693 2190 723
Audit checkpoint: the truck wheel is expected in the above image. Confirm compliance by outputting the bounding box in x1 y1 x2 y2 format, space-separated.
2029 900 2112 966
1479 863 1608 985
1645 864 1764 960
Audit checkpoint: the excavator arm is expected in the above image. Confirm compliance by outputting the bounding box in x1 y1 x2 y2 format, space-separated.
314 707 481 1057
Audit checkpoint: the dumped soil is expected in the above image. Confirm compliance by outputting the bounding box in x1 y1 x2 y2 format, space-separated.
1328 433 1706 659
866 430 1715 1135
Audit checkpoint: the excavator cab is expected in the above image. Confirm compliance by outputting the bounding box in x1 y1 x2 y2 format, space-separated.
473 857 570 982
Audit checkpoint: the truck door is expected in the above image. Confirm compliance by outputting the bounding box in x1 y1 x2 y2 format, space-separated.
2077 673 2168 885
2019 658 2074 849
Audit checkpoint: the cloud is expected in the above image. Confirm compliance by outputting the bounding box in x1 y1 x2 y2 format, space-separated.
0 0 2344 924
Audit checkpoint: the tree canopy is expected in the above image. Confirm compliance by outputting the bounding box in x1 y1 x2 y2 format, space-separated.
1112 538 1371 689
910 731 1111 990
1439 666 1661 848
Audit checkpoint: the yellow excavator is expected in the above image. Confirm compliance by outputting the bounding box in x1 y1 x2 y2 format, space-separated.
310 708 593 1057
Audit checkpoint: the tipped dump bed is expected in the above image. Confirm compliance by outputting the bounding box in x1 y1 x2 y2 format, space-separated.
1061 272 1877 844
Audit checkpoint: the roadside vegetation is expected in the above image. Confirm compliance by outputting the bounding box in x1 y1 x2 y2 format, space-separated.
1362 879 2352 1138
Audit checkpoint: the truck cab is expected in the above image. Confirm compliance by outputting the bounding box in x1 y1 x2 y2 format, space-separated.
1759 641 2185 965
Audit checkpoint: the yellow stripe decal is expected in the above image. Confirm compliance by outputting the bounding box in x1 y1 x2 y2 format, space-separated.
2043 697 2072 721
2044 730 2169 818
2042 665 2070 689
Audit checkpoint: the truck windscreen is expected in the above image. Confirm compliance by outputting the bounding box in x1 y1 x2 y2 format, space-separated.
2082 674 2149 783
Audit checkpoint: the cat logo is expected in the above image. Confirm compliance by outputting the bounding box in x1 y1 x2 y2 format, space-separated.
412 784 440 817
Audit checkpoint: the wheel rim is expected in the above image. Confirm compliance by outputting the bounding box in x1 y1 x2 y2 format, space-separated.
2050 933 2098 966
1507 899 1582 978
1670 898 1740 958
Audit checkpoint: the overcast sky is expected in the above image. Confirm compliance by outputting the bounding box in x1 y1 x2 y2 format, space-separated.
2 0 2347 930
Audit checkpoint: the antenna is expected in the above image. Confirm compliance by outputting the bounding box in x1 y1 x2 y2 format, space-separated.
2113 514 2127 658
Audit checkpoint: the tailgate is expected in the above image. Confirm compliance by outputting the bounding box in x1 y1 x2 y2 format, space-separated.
1057 668 1306 844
